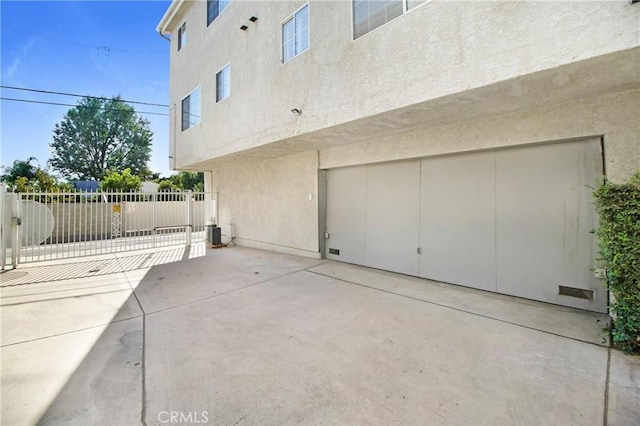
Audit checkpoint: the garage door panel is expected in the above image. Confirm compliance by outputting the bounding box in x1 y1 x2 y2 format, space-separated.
325 166 367 264
419 152 497 291
365 161 420 276
325 138 604 313
495 139 605 312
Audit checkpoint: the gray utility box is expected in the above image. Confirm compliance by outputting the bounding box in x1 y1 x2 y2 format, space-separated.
207 225 222 245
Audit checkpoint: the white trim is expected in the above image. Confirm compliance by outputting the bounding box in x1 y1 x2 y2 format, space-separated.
406 0 432 14
281 3 310 65
178 21 187 51
181 86 202 132
352 0 430 42
207 0 233 28
215 64 231 103
157 0 185 34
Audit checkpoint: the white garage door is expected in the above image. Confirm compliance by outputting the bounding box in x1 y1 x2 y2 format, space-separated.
325 139 605 313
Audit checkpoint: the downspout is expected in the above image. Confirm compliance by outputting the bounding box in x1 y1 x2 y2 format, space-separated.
158 30 171 42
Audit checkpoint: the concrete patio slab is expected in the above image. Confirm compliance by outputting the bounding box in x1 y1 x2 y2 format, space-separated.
131 247 324 314
308 261 609 346
1 246 637 425
144 269 608 425
1 318 142 426
1 273 142 346
607 350 640 425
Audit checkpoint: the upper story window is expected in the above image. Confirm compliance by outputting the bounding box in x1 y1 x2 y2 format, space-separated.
353 0 427 39
181 87 201 131
282 4 309 64
216 65 231 102
178 22 187 51
353 0 403 39
207 0 231 26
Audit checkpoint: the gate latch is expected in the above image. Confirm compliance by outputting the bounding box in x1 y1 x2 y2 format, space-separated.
11 217 21 226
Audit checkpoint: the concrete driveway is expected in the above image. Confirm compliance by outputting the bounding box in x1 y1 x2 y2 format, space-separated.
1 245 638 425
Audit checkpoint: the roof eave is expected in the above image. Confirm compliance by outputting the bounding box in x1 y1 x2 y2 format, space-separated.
156 0 186 35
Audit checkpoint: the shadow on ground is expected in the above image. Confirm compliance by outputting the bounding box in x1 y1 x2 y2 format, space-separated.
1 246 638 425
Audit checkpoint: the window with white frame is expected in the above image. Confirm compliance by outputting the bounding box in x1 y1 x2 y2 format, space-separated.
282 4 309 64
181 87 201 131
406 0 426 10
353 0 403 39
207 0 231 26
178 22 187 51
216 65 230 102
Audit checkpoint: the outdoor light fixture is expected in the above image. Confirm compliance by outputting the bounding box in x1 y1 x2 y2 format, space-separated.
291 108 302 115
249 16 258 22
240 24 248 30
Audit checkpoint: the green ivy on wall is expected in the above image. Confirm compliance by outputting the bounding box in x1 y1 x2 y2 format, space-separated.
594 171 640 354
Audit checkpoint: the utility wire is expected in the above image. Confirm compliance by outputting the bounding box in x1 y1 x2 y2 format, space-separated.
1 97 169 117
1 85 169 108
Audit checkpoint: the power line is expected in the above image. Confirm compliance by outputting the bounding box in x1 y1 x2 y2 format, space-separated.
1 85 169 108
0 97 169 117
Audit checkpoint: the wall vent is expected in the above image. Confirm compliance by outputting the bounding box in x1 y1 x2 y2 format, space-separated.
329 248 340 255
558 286 594 301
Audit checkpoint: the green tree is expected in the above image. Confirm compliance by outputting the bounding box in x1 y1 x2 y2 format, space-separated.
178 171 204 191
1 157 39 184
1 158 70 193
157 180 179 192
49 96 152 181
100 168 142 192
139 166 161 181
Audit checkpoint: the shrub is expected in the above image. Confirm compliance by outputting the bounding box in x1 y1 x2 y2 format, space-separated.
593 171 640 353
100 168 142 192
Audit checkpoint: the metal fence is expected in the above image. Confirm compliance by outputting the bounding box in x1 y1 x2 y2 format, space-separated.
1 186 218 267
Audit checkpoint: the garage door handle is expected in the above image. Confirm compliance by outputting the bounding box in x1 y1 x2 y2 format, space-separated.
417 247 422 255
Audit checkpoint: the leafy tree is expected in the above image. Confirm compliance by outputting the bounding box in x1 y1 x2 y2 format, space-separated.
162 171 204 191
1 157 39 184
158 180 179 192
49 96 152 181
100 168 142 192
1 158 71 193
178 171 204 191
139 166 161 181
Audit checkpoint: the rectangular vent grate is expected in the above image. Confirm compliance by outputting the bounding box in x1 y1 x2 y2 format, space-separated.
329 248 340 255
558 285 594 301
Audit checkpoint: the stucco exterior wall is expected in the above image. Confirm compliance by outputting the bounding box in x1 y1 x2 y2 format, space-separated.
165 0 639 169
203 90 637 256
320 90 640 183
210 150 319 256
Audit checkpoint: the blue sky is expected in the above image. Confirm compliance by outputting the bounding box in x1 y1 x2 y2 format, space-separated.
1 0 173 178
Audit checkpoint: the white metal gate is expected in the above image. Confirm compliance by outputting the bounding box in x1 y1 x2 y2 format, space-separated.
1 185 218 267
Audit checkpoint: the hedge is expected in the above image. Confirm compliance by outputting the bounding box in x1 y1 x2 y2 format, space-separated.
593 171 640 353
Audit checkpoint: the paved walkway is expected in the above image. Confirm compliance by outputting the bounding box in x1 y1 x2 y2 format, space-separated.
1 246 638 425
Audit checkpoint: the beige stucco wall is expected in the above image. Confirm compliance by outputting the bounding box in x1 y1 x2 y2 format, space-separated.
166 0 639 169
204 90 637 256
160 0 639 256
209 150 320 256
320 90 640 183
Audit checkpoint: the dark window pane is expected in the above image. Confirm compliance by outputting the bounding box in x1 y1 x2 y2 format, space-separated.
207 0 219 26
181 96 190 131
